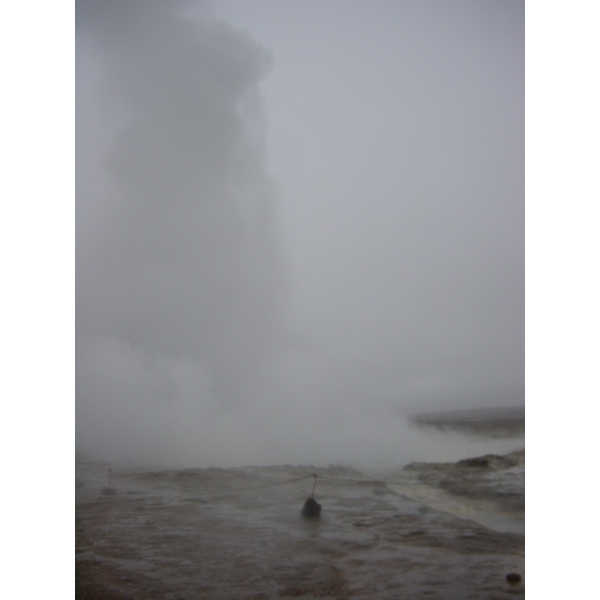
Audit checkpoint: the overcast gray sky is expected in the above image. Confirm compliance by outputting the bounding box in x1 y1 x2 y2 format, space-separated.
76 0 524 468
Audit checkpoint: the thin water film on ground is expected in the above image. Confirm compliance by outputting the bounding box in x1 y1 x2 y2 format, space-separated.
76 435 524 599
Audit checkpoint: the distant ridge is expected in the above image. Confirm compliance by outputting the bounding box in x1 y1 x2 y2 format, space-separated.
409 407 524 437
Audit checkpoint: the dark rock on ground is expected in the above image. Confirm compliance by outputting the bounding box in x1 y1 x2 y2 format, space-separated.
302 497 321 518
457 457 491 468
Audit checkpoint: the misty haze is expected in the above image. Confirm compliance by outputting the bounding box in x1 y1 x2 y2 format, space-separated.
76 1 524 597
76 0 523 470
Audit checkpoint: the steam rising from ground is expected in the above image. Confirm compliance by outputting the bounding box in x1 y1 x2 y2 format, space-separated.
77 0 284 402
76 1 523 468
76 0 370 467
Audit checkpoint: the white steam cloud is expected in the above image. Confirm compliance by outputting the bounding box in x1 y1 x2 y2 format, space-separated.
76 1 524 468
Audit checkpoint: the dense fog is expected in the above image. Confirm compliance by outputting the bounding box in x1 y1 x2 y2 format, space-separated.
76 0 524 468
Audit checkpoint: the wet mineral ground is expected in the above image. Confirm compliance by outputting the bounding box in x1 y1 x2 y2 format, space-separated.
76 449 524 599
